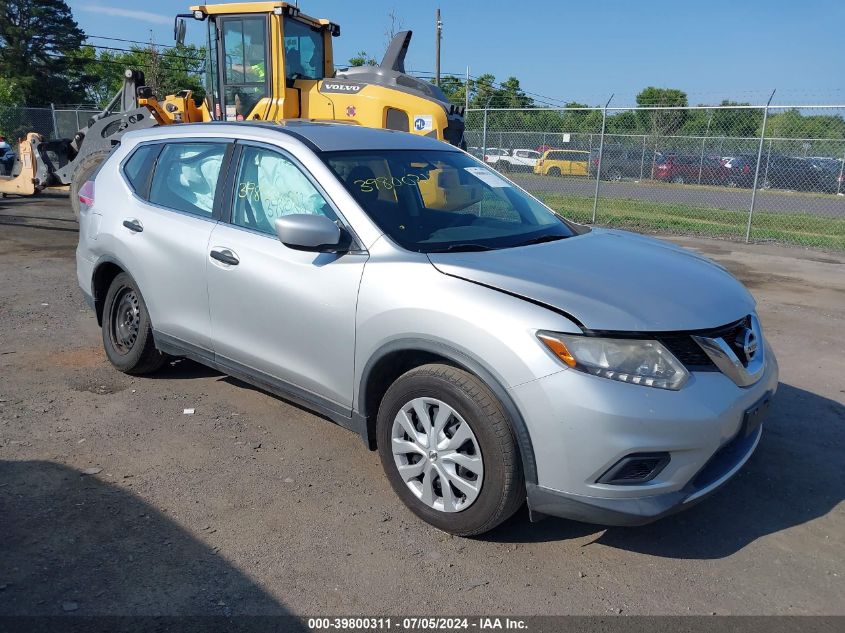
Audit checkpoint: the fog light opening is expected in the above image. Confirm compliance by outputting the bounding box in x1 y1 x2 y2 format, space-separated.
597 452 671 485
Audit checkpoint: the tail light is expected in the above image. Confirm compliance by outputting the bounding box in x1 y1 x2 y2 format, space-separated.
592 158 599 167
743 164 750 174
78 180 95 212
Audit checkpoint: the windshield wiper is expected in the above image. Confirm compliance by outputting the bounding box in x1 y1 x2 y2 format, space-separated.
514 234 567 247
427 243 494 253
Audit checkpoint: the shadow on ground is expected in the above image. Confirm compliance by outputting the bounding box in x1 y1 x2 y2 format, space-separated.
0 459 305 625
486 382 845 557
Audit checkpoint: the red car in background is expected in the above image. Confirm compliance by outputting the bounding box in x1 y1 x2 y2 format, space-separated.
654 154 729 185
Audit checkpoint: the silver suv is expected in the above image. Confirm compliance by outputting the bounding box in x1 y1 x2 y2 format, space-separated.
76 122 778 536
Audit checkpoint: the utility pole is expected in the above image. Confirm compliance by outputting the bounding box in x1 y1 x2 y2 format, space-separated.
465 66 470 112
435 8 442 86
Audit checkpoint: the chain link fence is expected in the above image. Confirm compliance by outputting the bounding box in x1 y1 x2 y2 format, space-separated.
2 104 844 249
466 105 845 250
0 105 101 143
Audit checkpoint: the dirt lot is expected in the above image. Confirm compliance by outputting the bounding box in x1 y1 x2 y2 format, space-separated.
1 192 843 617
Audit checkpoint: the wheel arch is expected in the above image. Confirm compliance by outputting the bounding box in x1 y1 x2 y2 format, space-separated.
90 256 132 326
356 338 538 486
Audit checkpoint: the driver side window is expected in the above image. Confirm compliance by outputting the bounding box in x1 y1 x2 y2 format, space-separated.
232 146 337 235
221 16 268 120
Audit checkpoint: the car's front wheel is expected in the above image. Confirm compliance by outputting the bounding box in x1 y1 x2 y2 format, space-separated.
377 364 524 536
102 272 167 375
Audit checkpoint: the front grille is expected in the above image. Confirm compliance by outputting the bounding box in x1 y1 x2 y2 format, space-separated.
658 316 751 371
659 334 714 368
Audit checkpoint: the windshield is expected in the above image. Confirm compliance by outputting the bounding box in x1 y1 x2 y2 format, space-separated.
323 150 577 253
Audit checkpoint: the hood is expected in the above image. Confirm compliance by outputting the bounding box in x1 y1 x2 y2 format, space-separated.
428 229 755 332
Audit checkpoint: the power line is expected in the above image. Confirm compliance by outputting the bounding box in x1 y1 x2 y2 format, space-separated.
82 43 205 64
88 34 178 49
410 70 568 108
47 53 205 75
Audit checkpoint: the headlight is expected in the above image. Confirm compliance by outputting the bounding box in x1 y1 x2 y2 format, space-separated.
537 331 689 390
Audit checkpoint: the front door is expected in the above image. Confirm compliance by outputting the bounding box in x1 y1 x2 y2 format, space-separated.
206 143 367 413
217 15 270 121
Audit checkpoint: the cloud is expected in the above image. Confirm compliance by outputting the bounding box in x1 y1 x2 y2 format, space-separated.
80 5 171 25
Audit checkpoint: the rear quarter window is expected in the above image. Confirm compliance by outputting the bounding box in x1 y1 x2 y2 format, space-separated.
122 144 160 197
148 142 228 217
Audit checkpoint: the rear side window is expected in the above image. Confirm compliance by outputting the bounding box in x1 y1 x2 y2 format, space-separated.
123 144 160 196
149 143 228 217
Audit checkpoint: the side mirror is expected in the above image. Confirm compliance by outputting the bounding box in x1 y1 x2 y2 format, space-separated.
274 214 348 252
174 18 187 46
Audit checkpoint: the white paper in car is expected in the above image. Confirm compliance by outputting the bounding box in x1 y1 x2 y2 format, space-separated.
464 166 510 188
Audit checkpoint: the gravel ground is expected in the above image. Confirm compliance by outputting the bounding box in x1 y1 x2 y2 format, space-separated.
0 192 843 617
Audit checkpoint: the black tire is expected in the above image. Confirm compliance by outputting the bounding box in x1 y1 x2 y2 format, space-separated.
377 364 524 536
671 175 685 184
547 166 561 177
607 167 623 181
70 151 111 221
102 272 167 375
499 161 511 172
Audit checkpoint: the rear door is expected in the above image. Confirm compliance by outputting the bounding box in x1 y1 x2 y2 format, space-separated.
116 139 232 354
569 152 589 176
206 141 367 413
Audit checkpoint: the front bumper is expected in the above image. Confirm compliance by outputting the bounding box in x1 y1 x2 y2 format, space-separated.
526 422 763 526
511 341 779 526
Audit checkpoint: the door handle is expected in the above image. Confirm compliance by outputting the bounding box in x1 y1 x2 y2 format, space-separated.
210 248 239 266
122 218 143 233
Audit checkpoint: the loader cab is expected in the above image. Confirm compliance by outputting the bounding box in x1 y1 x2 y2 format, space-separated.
188 2 338 122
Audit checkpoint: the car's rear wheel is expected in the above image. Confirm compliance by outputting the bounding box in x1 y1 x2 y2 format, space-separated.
671 175 685 184
607 167 623 181
547 167 561 177
377 364 524 536
102 272 167 375
499 161 510 172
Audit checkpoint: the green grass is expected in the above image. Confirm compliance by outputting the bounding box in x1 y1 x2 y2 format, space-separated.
541 194 845 250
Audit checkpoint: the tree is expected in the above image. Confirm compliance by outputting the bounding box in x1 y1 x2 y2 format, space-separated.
711 102 761 137
0 77 26 139
347 51 377 67
437 75 466 105
384 7 404 55
77 43 206 108
0 77 24 108
636 86 688 136
767 109 845 140
0 0 87 104
559 101 603 133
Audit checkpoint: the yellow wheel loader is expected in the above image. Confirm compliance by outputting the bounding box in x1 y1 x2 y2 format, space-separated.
0 2 466 217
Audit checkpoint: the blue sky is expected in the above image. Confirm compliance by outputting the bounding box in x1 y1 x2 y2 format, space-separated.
67 0 844 106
